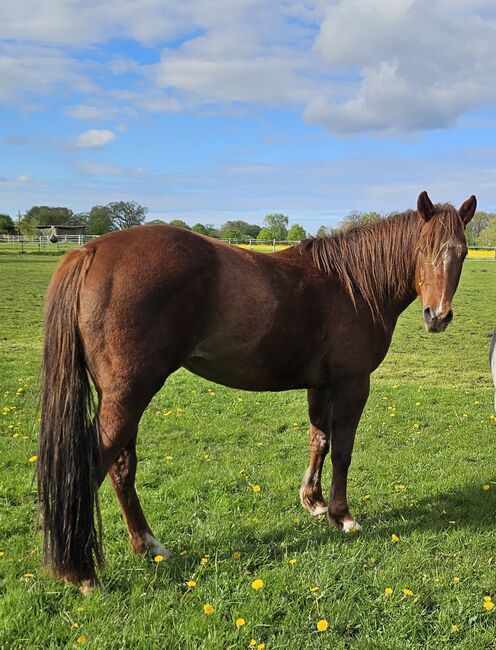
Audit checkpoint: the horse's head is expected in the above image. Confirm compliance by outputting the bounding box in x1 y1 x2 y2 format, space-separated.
415 191 476 333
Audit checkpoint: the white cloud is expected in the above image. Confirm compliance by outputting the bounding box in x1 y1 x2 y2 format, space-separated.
308 0 496 132
1 0 496 133
75 129 115 148
0 42 96 106
76 160 146 176
64 104 120 121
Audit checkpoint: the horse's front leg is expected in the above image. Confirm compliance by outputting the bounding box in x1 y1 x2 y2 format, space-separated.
300 387 332 516
328 375 370 532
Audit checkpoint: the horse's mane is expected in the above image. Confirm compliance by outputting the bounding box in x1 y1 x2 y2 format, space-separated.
298 205 463 324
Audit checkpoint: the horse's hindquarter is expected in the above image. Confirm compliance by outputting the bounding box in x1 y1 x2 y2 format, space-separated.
78 226 218 394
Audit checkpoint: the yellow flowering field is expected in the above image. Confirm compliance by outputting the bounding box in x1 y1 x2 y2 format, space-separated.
0 254 495 649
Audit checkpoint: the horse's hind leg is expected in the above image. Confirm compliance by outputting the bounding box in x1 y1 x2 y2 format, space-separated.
97 391 170 560
300 388 331 516
107 435 170 558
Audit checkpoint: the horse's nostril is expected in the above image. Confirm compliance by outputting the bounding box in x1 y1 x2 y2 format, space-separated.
423 307 433 322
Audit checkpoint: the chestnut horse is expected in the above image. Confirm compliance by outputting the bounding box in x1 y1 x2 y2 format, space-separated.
38 191 476 587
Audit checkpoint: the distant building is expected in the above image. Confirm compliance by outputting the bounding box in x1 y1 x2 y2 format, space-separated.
38 224 86 242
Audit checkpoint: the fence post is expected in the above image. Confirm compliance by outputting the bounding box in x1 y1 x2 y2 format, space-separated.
273 239 276 252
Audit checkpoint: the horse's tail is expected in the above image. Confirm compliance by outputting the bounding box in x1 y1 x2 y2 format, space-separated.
38 246 103 584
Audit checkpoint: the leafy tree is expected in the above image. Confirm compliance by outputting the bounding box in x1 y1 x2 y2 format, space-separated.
316 226 332 238
222 228 246 241
192 223 208 235
204 224 220 238
220 220 260 239
339 211 381 229
475 215 496 246
147 219 167 225
287 224 307 241
257 227 272 241
86 206 114 235
22 205 81 227
0 214 15 234
263 213 288 240
168 219 191 230
465 211 494 246
106 201 147 229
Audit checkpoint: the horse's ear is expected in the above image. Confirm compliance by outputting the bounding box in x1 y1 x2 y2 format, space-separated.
417 191 435 222
459 195 477 225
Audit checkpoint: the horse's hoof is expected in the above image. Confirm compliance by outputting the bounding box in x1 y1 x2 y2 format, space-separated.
342 520 362 534
143 533 171 559
79 580 95 596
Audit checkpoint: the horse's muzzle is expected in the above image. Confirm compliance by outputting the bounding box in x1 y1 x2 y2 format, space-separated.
423 307 453 333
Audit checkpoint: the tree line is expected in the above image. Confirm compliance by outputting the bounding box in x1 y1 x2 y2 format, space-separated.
0 202 495 245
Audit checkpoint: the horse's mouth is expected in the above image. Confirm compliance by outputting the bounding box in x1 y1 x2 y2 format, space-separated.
424 310 453 333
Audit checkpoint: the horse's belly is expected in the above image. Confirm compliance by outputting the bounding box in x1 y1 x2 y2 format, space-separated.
183 353 318 392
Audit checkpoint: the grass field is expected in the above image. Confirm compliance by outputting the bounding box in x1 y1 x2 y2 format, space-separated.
0 254 495 649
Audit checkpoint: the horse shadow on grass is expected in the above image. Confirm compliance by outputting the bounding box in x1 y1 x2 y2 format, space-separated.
102 480 494 594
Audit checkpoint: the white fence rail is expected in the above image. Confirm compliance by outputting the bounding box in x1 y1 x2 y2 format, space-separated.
0 234 495 257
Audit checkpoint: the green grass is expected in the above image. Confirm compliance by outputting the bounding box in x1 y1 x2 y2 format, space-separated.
0 255 495 649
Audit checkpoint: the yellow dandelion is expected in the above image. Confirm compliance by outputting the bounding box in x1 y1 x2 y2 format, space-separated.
453 576 460 583
28 455 37 463
249 641 257 648
22 573 34 578
235 617 246 628
385 587 393 595
251 578 264 590
0 551 4 558
76 636 87 645
180 550 188 557
310 586 319 593
391 534 400 543
257 644 265 650
316 619 329 632
251 484 261 493
165 455 173 462
232 551 241 560
484 596 492 602
77 607 84 613
402 588 413 597
154 555 164 563
186 580 196 588
201 556 209 565
203 603 215 615
450 624 459 632
164 410 173 416
289 558 297 566
482 484 490 491
483 601 494 612
362 494 372 500
71 623 79 629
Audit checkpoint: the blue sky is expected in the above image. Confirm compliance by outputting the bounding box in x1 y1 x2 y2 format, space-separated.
1 0 495 233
